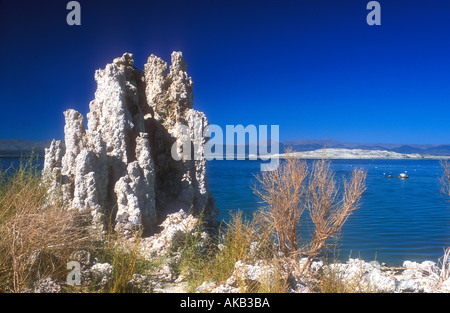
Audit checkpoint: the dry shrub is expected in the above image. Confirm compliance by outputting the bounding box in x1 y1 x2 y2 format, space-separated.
253 152 366 275
253 154 308 256
438 161 450 285
0 157 91 292
302 159 366 272
438 247 450 284
440 160 450 200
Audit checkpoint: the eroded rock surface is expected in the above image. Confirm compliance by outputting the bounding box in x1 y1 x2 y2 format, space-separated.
43 51 217 237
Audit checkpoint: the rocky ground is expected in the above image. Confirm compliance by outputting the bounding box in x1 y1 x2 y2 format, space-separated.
27 210 450 294
29 256 450 293
195 258 450 293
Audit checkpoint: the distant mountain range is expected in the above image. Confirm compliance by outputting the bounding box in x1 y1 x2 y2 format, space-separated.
281 138 450 156
0 139 52 157
1 138 450 158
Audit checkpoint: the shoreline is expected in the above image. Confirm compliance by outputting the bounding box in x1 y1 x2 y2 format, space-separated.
270 148 450 160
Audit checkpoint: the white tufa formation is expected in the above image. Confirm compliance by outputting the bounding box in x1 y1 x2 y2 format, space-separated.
43 52 217 237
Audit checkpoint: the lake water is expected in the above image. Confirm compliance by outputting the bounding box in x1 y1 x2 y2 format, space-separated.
2 157 449 266
207 159 450 266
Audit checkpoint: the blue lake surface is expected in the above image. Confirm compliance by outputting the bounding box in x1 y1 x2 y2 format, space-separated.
2 157 450 266
207 159 450 266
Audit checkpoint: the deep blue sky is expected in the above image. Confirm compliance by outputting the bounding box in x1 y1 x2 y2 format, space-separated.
1 0 450 144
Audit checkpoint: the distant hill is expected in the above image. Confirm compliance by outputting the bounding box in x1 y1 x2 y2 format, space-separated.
0 139 52 157
281 139 450 156
2 138 450 159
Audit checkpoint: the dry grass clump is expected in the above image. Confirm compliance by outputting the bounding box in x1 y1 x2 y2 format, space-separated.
212 211 289 292
88 231 157 293
169 211 257 292
0 157 91 292
211 211 260 279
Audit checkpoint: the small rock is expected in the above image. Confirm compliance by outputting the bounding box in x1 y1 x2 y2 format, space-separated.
69 250 93 270
32 278 61 293
127 274 153 293
140 209 200 257
397 279 423 293
84 262 113 289
440 278 450 292
155 264 177 282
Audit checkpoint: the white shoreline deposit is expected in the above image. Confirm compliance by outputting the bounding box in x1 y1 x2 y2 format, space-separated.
196 257 450 293
270 148 450 160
